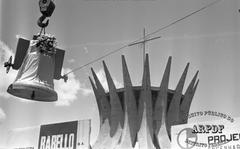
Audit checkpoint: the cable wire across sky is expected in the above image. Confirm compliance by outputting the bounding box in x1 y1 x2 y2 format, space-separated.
64 0 223 76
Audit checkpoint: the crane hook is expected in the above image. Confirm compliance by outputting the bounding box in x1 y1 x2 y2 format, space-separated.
37 0 55 29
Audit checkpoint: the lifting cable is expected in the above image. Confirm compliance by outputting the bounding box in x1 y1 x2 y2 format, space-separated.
64 0 223 77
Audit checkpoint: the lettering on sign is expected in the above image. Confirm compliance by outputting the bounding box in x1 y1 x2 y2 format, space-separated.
39 133 75 149
38 121 78 149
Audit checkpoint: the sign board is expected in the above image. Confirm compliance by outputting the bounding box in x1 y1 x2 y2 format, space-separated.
171 118 240 149
6 120 91 149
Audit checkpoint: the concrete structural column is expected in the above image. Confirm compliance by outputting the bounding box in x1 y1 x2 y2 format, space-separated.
116 55 138 148
166 63 189 137
90 69 112 149
138 54 155 149
103 61 124 136
153 57 172 149
91 68 111 123
179 76 199 124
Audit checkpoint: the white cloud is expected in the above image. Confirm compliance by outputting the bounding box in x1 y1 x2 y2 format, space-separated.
67 58 75 63
0 41 18 98
54 67 123 107
0 40 39 103
95 69 123 92
0 108 6 123
54 68 92 106
0 40 33 103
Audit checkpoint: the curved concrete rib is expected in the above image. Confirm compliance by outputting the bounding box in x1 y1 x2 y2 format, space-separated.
101 123 123 149
179 71 199 124
89 76 103 124
88 84 112 149
116 55 138 148
91 68 111 123
103 61 124 137
154 56 171 134
91 68 113 149
166 63 189 137
138 104 156 149
91 119 111 149
138 54 155 149
154 57 171 149
193 80 199 95
91 119 122 149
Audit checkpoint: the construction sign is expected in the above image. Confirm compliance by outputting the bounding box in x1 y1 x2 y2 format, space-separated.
6 120 91 149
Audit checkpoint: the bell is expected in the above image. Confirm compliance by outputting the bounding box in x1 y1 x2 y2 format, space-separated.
6 36 61 102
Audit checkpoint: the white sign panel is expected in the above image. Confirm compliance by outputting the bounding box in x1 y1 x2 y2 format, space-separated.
171 118 240 149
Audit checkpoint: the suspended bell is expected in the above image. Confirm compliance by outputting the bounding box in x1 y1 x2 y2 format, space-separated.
4 35 66 102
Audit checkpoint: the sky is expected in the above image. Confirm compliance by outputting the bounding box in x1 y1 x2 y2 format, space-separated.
0 0 240 147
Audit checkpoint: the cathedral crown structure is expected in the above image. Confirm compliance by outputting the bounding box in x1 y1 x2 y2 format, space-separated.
89 54 199 149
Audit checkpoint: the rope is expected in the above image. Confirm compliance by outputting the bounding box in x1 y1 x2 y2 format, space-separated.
64 0 223 76
64 45 129 75
39 27 46 36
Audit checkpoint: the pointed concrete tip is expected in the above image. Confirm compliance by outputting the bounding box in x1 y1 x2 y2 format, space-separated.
191 71 199 83
144 54 149 66
142 53 151 86
103 62 110 77
183 70 199 97
102 60 106 66
121 55 128 70
193 71 199 80
91 68 97 79
195 79 199 88
172 61 190 95
91 68 97 78
181 62 190 77
167 56 172 63
89 76 92 82
102 61 107 70
89 76 98 93
121 55 125 60
103 60 116 90
89 76 95 87
196 70 199 75
183 63 190 75
166 56 172 68
145 54 149 63
91 68 103 89
145 53 149 58
91 67 94 73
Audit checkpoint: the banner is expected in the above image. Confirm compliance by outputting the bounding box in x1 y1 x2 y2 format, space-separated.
6 120 91 149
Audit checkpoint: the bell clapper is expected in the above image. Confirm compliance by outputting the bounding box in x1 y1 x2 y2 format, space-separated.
31 91 35 100
4 56 13 73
